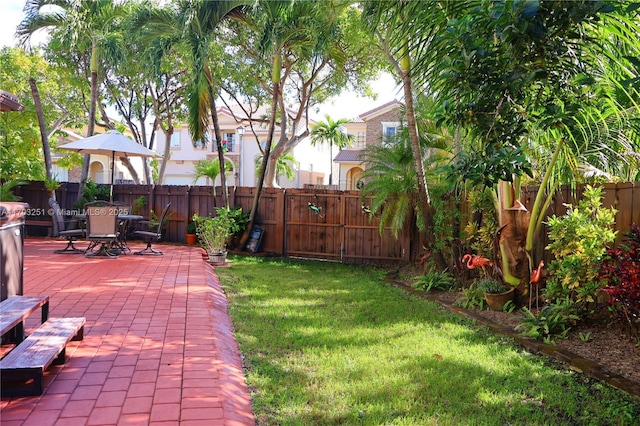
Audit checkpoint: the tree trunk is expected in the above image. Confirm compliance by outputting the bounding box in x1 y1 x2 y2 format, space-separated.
205 65 229 208
399 40 448 271
157 122 172 185
29 78 54 198
118 157 140 184
262 102 287 188
79 47 99 201
240 80 280 248
496 181 530 288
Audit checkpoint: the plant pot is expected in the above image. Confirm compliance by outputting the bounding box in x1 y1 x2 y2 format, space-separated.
208 251 228 266
484 287 515 311
186 233 197 245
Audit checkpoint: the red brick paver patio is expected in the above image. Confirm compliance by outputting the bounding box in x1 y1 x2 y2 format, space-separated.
1 238 255 426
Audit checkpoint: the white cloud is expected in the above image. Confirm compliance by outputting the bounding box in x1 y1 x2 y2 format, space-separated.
1 0 52 49
0 0 25 48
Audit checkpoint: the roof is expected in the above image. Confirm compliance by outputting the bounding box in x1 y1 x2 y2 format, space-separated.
358 100 403 121
334 149 364 163
217 103 316 128
0 90 23 112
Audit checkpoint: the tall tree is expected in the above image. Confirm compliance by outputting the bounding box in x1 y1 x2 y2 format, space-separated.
17 0 125 199
134 0 247 207
0 47 83 183
396 0 640 285
310 115 354 186
237 0 382 247
361 0 465 270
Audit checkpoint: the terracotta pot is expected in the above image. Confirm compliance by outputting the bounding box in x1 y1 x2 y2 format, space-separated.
484 287 515 311
186 233 197 245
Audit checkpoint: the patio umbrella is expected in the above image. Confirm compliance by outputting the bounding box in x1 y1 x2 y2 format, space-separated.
58 130 160 201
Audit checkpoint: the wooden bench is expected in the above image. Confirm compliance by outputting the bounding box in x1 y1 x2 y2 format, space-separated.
0 295 49 344
0 316 85 397
25 217 53 237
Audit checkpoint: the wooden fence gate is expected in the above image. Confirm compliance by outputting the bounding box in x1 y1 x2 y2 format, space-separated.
282 189 410 263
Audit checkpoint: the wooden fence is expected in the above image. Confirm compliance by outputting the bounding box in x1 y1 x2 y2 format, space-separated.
521 181 640 263
13 181 639 265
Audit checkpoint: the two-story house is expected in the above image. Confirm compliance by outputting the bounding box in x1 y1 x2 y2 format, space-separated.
335 100 403 190
157 104 329 188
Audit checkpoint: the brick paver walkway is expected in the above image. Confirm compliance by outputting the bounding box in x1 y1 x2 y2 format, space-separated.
0 238 255 426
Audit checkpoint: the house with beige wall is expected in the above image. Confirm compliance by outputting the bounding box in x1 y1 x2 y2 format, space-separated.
157 105 328 188
335 100 403 190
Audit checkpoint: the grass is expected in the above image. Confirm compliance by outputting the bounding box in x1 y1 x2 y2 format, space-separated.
217 256 640 426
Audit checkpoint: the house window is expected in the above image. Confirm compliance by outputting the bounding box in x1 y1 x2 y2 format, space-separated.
381 122 400 145
356 131 366 149
170 133 180 148
224 133 236 152
215 133 236 152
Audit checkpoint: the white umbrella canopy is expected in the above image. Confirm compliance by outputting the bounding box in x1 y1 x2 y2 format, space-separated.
59 130 160 200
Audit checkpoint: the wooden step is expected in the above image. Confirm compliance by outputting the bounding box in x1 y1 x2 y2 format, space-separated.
1 316 85 397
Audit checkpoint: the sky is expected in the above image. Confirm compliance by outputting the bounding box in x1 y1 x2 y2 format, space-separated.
0 0 400 121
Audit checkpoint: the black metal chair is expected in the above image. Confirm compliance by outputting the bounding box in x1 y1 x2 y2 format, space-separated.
48 198 85 254
111 201 132 253
85 201 120 258
133 203 171 255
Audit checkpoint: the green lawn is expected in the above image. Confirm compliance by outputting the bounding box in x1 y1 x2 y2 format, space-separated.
217 256 640 426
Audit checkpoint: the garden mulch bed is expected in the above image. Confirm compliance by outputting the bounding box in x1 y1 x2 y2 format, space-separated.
387 274 640 398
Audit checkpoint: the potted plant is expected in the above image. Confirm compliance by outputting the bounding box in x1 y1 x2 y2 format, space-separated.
193 209 233 265
186 221 197 245
477 278 515 311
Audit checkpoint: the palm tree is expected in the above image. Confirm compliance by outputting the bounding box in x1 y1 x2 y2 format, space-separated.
360 94 455 239
310 115 354 186
255 151 296 185
240 0 323 247
393 0 640 284
133 0 247 207
17 0 124 198
361 0 464 270
194 158 234 196
360 139 417 238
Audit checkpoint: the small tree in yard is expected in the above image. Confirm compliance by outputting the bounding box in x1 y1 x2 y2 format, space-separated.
310 115 354 186
544 186 617 313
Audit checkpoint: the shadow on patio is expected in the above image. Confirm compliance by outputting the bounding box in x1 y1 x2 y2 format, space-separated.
0 238 254 426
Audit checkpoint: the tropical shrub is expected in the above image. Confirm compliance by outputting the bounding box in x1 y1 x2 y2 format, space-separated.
454 281 487 310
544 186 617 312
413 270 456 292
463 187 498 261
516 301 580 344
0 179 25 201
72 179 110 209
193 207 249 254
598 223 640 338
193 210 233 254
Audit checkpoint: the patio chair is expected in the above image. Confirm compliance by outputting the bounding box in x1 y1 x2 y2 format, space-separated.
48 198 85 254
85 201 120 258
133 202 171 256
112 201 132 252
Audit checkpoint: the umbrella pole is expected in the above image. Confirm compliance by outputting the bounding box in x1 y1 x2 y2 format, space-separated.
110 151 115 202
